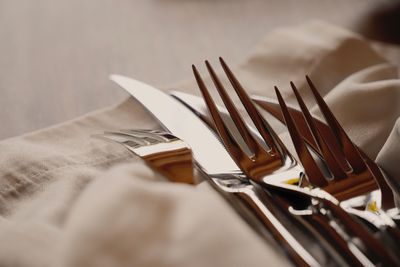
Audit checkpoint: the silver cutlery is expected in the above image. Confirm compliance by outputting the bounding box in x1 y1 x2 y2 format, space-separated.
94 129 194 184
110 74 322 267
275 77 400 244
171 89 400 267
168 91 400 224
191 58 395 267
252 92 400 217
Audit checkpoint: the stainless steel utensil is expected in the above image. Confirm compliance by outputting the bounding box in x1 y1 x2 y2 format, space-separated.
190 58 399 266
274 77 400 251
94 129 194 184
171 89 400 267
252 92 400 209
110 74 321 267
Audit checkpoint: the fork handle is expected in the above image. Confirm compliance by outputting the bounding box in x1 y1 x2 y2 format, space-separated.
324 200 400 266
268 194 367 267
386 226 400 250
236 188 320 267
302 213 366 267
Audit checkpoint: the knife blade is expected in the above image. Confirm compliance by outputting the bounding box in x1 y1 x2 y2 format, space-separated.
111 75 238 175
111 74 322 267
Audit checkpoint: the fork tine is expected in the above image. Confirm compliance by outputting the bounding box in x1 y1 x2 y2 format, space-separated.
95 132 145 148
291 82 347 180
205 60 260 155
117 129 167 142
305 77 395 208
306 76 367 174
106 130 164 145
219 57 282 155
192 64 246 163
275 87 328 187
364 158 395 209
103 131 150 144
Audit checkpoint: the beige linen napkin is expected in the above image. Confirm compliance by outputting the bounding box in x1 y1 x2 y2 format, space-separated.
0 20 399 267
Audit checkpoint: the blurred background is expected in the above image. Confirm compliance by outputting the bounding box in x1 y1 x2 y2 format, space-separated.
0 0 399 139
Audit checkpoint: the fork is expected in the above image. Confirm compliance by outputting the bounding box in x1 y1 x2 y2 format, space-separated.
192 58 399 266
252 89 400 215
274 77 400 236
94 129 194 184
275 79 399 222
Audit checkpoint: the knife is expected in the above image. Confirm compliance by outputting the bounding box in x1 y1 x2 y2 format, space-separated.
110 74 325 267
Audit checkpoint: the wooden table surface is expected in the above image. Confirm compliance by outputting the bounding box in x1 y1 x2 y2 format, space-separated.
0 0 399 139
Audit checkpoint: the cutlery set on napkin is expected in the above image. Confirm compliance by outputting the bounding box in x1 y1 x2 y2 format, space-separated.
97 58 400 267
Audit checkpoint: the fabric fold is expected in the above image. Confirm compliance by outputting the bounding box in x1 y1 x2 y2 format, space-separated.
59 163 290 267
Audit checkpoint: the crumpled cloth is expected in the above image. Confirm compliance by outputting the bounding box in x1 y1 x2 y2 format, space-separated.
0 20 399 267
